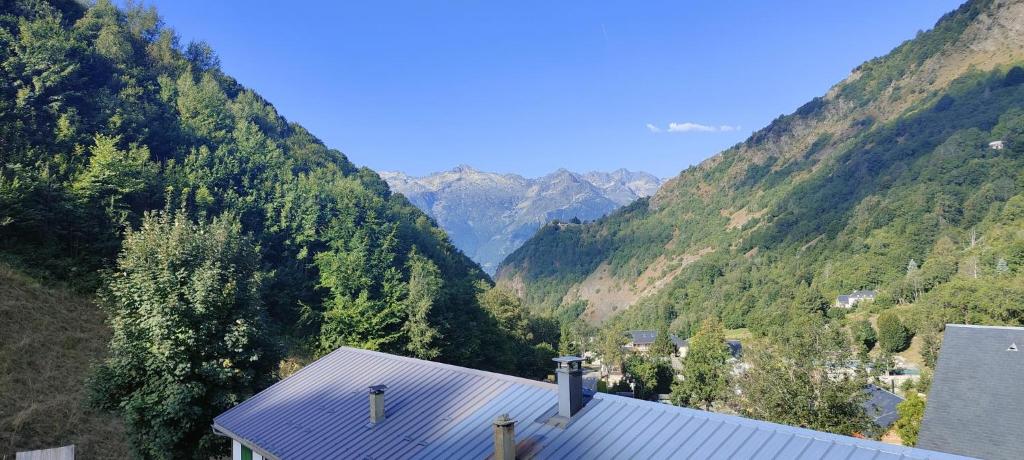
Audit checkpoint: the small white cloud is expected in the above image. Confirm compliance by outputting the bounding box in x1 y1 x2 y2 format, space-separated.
668 122 716 133
647 122 741 133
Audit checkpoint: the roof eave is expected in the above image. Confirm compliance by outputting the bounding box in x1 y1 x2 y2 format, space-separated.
212 422 282 460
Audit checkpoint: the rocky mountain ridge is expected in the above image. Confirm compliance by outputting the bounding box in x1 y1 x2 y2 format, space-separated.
382 166 663 274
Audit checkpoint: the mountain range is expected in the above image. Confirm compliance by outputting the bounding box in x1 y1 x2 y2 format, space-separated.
382 167 663 274
497 0 1024 332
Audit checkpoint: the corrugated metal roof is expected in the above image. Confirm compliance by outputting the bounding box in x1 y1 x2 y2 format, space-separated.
15 445 75 460
918 324 1024 460
214 347 971 460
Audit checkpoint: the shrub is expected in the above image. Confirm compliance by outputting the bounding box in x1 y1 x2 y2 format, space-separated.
878 311 912 353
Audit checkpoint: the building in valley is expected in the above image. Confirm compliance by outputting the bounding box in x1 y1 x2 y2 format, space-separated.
836 290 877 308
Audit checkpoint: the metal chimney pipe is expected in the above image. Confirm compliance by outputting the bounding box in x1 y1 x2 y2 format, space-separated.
369 385 387 423
493 414 515 460
553 356 584 418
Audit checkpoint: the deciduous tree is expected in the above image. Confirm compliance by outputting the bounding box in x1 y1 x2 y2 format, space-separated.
89 212 278 459
671 318 729 410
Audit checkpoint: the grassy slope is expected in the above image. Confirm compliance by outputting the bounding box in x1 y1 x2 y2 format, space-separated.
0 265 129 458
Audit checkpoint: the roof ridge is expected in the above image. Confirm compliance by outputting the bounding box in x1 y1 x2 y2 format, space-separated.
336 346 558 390
946 323 1024 331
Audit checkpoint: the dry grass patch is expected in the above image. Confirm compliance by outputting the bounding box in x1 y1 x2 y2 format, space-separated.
0 265 130 459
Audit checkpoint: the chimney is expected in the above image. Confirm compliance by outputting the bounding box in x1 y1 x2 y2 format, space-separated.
553 356 584 418
492 414 515 460
369 385 387 423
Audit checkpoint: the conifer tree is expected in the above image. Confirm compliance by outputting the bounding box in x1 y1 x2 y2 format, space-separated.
403 249 442 359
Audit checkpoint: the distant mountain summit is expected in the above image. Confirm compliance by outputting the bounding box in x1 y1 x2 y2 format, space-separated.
381 167 663 274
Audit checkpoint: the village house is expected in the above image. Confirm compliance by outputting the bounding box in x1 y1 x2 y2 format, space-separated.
624 330 742 359
677 338 743 359
835 290 877 308
989 140 1005 150
622 330 685 354
213 347 967 459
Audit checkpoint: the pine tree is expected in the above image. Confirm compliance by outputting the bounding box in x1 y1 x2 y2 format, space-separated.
403 249 442 360
996 257 1009 274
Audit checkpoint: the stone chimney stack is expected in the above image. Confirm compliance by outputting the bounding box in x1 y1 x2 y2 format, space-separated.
369 385 387 424
553 356 584 418
493 414 516 460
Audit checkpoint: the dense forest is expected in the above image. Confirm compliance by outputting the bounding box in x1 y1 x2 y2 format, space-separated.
0 1 557 457
498 0 1024 337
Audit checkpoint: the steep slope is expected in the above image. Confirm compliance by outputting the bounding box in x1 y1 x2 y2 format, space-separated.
497 0 1024 331
0 264 130 458
382 166 662 273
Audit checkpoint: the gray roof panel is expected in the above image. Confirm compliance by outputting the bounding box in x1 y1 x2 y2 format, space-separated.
215 347 971 459
918 324 1024 460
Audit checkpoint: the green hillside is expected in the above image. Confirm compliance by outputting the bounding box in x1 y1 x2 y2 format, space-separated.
497 0 1024 337
0 1 556 456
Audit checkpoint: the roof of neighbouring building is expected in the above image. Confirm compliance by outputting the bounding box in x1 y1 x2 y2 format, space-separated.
851 290 877 297
15 445 75 460
918 324 1024 460
213 347 970 460
863 384 903 429
627 330 656 345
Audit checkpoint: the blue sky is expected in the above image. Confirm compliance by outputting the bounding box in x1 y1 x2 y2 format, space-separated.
140 1 964 178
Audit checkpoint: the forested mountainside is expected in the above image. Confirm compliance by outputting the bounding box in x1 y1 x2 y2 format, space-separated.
497 0 1024 332
0 1 558 457
382 166 662 274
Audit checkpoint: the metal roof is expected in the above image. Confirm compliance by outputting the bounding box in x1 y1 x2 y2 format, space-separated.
863 384 903 429
918 324 1024 460
627 330 657 345
627 330 691 351
15 445 75 460
214 347 970 460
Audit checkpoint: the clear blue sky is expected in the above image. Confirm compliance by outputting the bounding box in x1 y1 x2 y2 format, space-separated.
138 1 964 178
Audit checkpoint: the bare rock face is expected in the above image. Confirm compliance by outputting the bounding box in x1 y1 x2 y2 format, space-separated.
381 166 663 274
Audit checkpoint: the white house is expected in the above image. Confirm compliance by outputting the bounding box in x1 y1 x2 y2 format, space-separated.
989 140 1005 150
836 290 877 308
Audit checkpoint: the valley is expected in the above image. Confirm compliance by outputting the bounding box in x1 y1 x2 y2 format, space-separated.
2 0 1023 458
382 166 662 274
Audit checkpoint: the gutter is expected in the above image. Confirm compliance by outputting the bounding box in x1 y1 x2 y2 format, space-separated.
212 423 282 460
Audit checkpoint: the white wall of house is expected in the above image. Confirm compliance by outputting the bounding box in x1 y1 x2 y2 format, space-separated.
232 440 264 460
